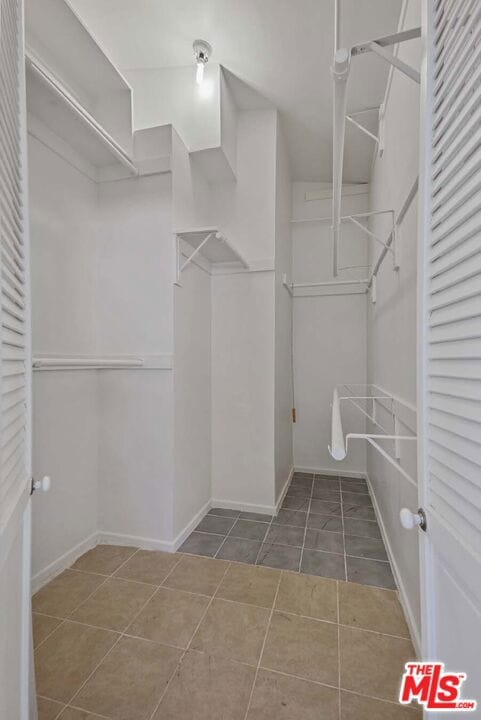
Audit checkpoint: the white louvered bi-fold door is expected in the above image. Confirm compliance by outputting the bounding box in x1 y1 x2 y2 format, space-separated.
417 0 481 707
0 0 33 718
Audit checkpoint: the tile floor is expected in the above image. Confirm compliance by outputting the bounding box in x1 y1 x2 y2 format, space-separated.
179 473 395 588
34 544 421 720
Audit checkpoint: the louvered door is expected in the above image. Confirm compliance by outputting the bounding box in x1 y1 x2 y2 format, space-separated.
417 0 481 704
0 0 33 718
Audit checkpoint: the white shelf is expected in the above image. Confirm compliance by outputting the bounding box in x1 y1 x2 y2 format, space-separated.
175 227 249 279
26 54 137 182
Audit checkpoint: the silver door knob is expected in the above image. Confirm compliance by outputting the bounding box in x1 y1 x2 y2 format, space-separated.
400 507 426 531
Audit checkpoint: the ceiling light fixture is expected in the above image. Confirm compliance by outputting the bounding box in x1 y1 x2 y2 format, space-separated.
193 39 212 85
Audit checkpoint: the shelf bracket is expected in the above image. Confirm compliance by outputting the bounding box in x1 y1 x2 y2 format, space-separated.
346 114 379 144
179 231 216 273
368 41 421 84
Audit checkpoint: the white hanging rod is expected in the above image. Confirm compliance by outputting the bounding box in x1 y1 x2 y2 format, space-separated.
329 385 417 486
25 53 138 177
285 278 369 289
33 356 144 369
331 23 421 276
291 209 394 224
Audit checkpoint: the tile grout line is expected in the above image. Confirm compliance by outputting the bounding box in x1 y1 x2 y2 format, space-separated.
147 560 233 720
252 503 277 567
242 570 283 720
298 474 314 574
340 478 348 582
33 549 142 653
212 517 241 559
64 552 185 712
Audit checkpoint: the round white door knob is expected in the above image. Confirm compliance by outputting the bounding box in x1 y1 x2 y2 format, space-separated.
400 507 426 530
33 475 51 492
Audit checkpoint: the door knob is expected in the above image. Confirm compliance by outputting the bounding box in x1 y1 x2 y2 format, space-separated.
400 507 427 531
31 475 51 493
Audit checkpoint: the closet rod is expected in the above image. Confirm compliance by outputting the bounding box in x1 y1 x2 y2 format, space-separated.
291 209 393 224
33 357 144 369
25 54 138 177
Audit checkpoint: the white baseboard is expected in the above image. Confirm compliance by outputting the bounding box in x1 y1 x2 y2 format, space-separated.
171 499 212 551
275 467 294 513
366 473 421 657
31 531 98 594
294 465 366 479
211 497 278 515
98 531 173 553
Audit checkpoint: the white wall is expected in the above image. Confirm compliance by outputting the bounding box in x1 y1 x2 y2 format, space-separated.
274 119 293 501
95 173 175 544
211 271 275 510
292 184 368 475
173 261 211 537
366 0 422 646
29 136 99 577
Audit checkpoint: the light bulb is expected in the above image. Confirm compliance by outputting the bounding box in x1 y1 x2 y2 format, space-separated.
196 61 204 86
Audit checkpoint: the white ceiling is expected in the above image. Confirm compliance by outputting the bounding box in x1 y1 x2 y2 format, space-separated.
68 0 402 182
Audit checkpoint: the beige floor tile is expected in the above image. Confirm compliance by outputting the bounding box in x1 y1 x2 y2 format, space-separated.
247 669 339 720
73 636 181 720
216 564 280 608
127 587 209 648
37 696 65 720
114 549 179 585
162 554 229 595
33 571 105 618
153 650 256 720
340 690 422 719
340 626 415 702
191 598 270 665
261 612 338 686
72 545 137 576
339 582 410 637
35 621 118 703
33 613 63 647
58 708 108 719
275 572 337 622
70 578 156 632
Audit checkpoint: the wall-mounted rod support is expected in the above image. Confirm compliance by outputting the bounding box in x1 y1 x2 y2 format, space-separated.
351 27 422 55
179 232 216 273
347 216 395 255
346 114 379 143
368 41 421 84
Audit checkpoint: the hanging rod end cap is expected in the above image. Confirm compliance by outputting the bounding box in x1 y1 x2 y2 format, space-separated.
332 48 350 79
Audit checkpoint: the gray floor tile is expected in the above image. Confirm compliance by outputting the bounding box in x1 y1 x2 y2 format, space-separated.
179 532 224 558
275 509 308 527
313 476 340 489
311 487 341 501
239 512 272 522
293 472 314 479
304 528 344 554
341 491 373 508
346 557 396 589
281 496 310 511
229 519 269 542
257 543 301 571
301 550 346 580
208 508 241 519
286 485 312 499
343 518 381 539
340 478 368 494
265 524 305 547
290 477 313 489
345 535 388 561
342 504 377 521
216 537 261 564
310 499 342 516
307 513 343 533
195 515 236 535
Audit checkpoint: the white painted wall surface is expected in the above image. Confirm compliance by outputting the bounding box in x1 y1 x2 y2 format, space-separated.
29 137 99 578
211 271 276 510
292 184 368 475
274 119 293 501
173 262 211 537
125 64 221 152
366 0 422 646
